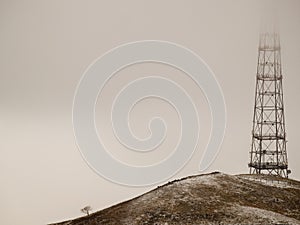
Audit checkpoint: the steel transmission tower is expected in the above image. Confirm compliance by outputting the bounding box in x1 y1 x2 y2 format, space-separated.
249 32 291 178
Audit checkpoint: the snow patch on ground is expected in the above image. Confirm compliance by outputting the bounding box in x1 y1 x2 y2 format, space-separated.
240 175 299 189
231 205 300 225
180 173 222 187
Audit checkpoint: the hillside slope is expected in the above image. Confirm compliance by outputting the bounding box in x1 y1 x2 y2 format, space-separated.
50 172 300 225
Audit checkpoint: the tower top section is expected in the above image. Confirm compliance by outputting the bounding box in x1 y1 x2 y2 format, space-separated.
259 32 280 51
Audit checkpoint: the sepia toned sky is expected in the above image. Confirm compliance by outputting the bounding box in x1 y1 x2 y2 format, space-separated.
1 0 299 224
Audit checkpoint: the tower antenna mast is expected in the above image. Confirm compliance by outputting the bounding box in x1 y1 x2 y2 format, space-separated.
249 32 290 178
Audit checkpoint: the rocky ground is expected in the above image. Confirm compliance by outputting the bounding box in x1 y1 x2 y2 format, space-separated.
50 172 300 225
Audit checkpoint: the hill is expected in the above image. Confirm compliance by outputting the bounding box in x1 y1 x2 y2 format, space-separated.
50 172 300 225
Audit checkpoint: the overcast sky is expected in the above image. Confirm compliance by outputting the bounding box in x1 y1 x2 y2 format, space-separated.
1 1 299 224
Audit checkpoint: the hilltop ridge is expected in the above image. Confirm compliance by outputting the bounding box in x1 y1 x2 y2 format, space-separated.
50 172 300 225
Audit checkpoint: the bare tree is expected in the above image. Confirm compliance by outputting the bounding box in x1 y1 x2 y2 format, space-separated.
81 206 92 216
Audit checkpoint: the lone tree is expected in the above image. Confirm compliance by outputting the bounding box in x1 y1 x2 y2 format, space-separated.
81 206 92 216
